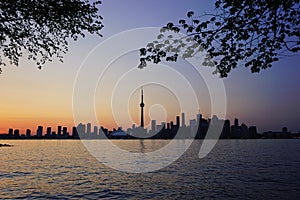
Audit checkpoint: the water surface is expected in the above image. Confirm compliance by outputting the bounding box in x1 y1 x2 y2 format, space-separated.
1 139 300 199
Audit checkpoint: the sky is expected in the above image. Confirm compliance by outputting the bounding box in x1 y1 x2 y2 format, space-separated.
0 0 299 134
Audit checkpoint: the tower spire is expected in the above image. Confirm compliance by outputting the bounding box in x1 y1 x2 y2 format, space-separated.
140 86 145 127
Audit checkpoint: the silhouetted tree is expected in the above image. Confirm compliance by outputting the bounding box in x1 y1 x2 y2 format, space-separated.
140 0 300 77
0 0 103 73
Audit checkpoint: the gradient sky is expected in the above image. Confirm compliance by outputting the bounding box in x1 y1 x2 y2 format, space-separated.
0 0 299 133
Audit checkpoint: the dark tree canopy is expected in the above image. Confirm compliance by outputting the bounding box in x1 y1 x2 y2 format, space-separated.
0 0 104 73
140 0 300 77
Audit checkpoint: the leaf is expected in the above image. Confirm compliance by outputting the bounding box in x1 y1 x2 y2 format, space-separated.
172 27 180 33
138 0 300 78
187 11 194 18
215 22 221 26
179 19 186 24
167 23 174 29
140 48 146 56
196 25 202 32
187 26 194 33
157 34 164 39
146 42 154 48
193 19 200 24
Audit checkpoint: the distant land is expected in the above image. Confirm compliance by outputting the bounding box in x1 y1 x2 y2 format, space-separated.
1 114 299 140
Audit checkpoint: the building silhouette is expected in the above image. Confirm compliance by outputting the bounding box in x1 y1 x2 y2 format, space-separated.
181 113 186 127
62 127 68 137
57 126 62 135
93 126 98 135
37 126 43 138
13 129 20 138
176 116 180 127
87 123 91 134
26 129 31 138
0 105 298 140
140 87 145 127
46 127 51 137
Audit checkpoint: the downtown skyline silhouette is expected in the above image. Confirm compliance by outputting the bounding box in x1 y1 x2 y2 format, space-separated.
1 87 299 139
1 113 298 140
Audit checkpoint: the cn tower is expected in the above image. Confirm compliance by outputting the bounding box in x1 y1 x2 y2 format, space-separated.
140 87 145 127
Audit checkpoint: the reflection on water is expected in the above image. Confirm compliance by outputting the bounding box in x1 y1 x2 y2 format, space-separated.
1 139 300 199
83 139 194 173
101 139 171 153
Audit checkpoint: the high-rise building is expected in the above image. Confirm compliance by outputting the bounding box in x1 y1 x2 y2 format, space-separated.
211 115 219 125
63 127 68 136
46 127 51 136
72 126 78 138
196 114 202 125
57 126 62 135
222 120 230 139
8 128 13 136
140 87 145 127
37 126 43 138
241 123 249 139
13 129 20 138
77 123 85 135
26 129 31 138
282 127 288 133
151 119 156 132
87 123 91 134
94 126 98 135
249 126 257 139
234 118 239 127
176 116 180 127
190 119 197 137
181 113 186 127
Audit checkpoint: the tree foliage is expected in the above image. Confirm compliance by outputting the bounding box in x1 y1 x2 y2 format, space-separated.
0 0 104 73
140 0 300 77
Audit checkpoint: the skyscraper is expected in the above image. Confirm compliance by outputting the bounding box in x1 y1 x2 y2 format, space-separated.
57 126 62 135
87 123 91 134
234 118 239 127
46 127 51 136
181 113 186 127
63 127 68 136
190 119 197 137
93 126 98 135
8 128 13 136
37 126 43 138
77 123 85 136
196 114 202 125
13 129 20 138
151 119 156 132
176 116 180 127
140 87 145 127
72 126 79 138
26 129 31 138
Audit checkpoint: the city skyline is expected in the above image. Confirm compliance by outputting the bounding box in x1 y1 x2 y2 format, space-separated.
1 77 299 134
0 81 300 136
1 110 298 139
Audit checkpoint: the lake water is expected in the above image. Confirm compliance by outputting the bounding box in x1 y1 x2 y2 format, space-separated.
1 139 300 199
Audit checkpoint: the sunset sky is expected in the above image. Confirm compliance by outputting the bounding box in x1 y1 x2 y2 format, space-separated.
0 0 299 134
